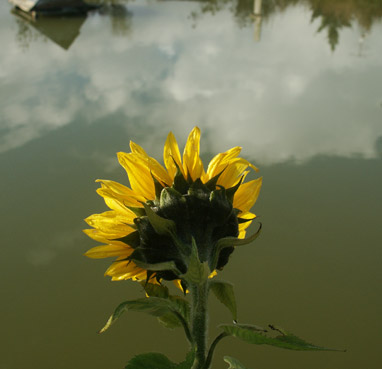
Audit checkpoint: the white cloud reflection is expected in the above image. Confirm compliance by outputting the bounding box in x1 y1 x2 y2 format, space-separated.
1 1 382 164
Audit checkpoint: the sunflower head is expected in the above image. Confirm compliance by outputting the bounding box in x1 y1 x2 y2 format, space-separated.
84 127 262 287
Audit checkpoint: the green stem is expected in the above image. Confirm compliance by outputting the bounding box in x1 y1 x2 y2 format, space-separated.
190 281 209 369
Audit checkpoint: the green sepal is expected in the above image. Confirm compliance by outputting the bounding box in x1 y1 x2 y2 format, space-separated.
126 206 146 217
204 168 226 191
182 238 210 285
132 259 181 275
151 174 165 202
124 350 195 369
145 270 156 285
209 280 237 321
180 280 188 295
210 186 226 203
225 176 244 203
113 230 140 248
211 223 262 270
188 178 210 198
224 356 250 369
143 203 177 237
143 283 170 299
172 164 189 194
220 323 344 351
237 216 255 224
159 187 187 221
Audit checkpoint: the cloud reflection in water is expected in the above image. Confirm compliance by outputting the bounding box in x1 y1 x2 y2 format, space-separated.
1 1 381 165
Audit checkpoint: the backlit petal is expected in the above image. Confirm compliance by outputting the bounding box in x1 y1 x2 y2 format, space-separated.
85 211 135 236
96 180 146 207
118 152 155 200
130 141 172 186
233 177 263 213
183 127 205 180
85 244 132 259
164 132 184 179
205 146 242 180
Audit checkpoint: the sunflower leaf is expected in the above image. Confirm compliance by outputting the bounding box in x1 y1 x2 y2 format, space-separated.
209 280 237 321
99 297 178 333
224 356 250 369
158 312 183 329
176 350 195 369
220 323 344 351
124 352 176 369
124 350 195 369
169 295 191 323
143 283 190 323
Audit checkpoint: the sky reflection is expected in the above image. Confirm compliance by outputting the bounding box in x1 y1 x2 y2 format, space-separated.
1 3 382 369
1 0 382 165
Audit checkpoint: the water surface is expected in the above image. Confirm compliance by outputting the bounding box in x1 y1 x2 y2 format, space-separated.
1 1 382 368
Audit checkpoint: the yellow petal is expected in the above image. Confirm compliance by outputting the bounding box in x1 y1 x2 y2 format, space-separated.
83 229 133 246
96 180 145 207
85 244 132 259
164 132 184 180
238 212 257 238
85 211 135 236
83 229 113 244
238 229 247 239
104 260 130 276
217 158 257 189
107 261 145 280
118 152 155 200
205 146 242 180
130 141 172 186
96 188 138 216
183 127 205 181
233 177 262 213
129 141 147 156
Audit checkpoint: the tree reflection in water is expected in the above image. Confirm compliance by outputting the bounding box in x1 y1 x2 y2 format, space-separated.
11 0 382 50
91 0 132 36
191 0 382 50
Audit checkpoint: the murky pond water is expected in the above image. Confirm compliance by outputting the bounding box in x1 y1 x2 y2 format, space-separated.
1 1 382 368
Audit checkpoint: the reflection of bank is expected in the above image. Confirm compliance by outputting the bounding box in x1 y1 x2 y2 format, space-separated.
10 1 132 50
12 8 87 50
9 0 98 16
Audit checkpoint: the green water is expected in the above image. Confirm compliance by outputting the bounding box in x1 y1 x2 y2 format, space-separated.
1 1 382 368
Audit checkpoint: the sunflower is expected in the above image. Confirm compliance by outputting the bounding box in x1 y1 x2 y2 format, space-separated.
84 127 262 286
